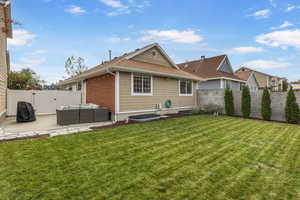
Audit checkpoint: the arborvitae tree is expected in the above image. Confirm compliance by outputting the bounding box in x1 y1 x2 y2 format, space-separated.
285 87 300 124
241 86 251 118
282 80 288 92
224 87 235 116
261 87 272 121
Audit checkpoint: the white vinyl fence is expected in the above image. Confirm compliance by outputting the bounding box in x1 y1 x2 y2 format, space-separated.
7 90 82 116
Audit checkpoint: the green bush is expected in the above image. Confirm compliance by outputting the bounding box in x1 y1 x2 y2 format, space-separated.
224 88 234 116
241 86 251 118
285 88 300 124
261 87 272 121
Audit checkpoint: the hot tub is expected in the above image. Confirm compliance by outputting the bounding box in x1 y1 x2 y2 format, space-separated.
128 114 161 122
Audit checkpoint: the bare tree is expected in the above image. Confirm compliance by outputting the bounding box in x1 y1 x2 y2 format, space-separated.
65 56 87 77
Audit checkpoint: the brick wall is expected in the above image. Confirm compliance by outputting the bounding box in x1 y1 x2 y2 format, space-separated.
86 74 115 113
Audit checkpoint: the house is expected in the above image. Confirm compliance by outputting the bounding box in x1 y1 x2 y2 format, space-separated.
0 0 12 121
235 67 287 91
291 83 300 91
234 71 259 91
59 43 203 121
177 55 245 90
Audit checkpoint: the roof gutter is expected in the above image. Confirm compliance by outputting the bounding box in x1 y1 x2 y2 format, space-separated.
111 66 204 81
58 64 204 86
205 77 246 83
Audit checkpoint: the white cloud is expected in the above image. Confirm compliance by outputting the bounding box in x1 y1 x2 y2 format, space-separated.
19 57 46 65
248 9 271 18
271 21 293 30
229 46 264 54
11 57 47 71
27 50 48 56
8 29 36 46
99 0 125 8
99 0 150 16
109 37 131 42
256 29 300 49
140 29 203 44
243 60 290 69
65 5 86 15
286 5 300 12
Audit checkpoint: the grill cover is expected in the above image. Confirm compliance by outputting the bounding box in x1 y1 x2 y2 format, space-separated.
16 101 36 123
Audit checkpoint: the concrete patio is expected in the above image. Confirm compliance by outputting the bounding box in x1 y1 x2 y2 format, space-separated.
0 115 114 141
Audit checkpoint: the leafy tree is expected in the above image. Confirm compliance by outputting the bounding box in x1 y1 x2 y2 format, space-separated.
285 87 300 124
241 86 251 118
224 87 235 116
261 87 272 121
65 56 87 77
8 68 45 90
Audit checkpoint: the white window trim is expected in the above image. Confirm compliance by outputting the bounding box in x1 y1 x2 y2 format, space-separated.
131 73 153 96
179 80 193 96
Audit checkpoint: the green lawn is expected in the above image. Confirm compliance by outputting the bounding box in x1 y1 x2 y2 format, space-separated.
0 116 300 200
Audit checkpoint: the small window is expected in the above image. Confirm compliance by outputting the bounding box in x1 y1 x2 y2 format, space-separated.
151 51 157 57
132 73 152 95
179 80 193 96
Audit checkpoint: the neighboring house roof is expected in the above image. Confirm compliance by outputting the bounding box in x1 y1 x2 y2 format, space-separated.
234 70 252 81
177 55 245 82
59 43 203 85
235 71 260 87
236 67 285 80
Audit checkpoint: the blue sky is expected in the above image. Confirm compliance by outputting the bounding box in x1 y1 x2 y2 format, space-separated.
8 0 300 83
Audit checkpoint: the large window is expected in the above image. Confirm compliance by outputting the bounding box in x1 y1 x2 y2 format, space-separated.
179 80 193 96
132 73 152 95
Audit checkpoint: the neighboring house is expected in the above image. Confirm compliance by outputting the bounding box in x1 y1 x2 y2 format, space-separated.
177 55 245 90
59 43 203 121
234 71 259 91
291 83 300 90
235 67 287 91
0 0 12 121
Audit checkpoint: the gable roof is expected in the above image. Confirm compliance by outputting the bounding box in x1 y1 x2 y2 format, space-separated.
59 43 202 85
234 70 252 81
236 67 285 80
177 55 244 82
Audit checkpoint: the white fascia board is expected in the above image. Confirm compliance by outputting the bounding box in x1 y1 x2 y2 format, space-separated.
205 77 246 83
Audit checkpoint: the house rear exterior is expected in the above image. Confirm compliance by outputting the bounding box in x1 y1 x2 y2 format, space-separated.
0 1 12 121
178 55 245 90
59 43 202 121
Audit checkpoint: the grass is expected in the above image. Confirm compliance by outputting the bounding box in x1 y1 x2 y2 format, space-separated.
0 115 300 200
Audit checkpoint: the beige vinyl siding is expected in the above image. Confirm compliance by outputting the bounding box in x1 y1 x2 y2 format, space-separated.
252 72 269 88
131 47 173 68
119 72 196 112
0 5 8 117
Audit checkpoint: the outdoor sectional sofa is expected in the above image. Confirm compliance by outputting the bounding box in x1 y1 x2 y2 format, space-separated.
56 104 109 125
